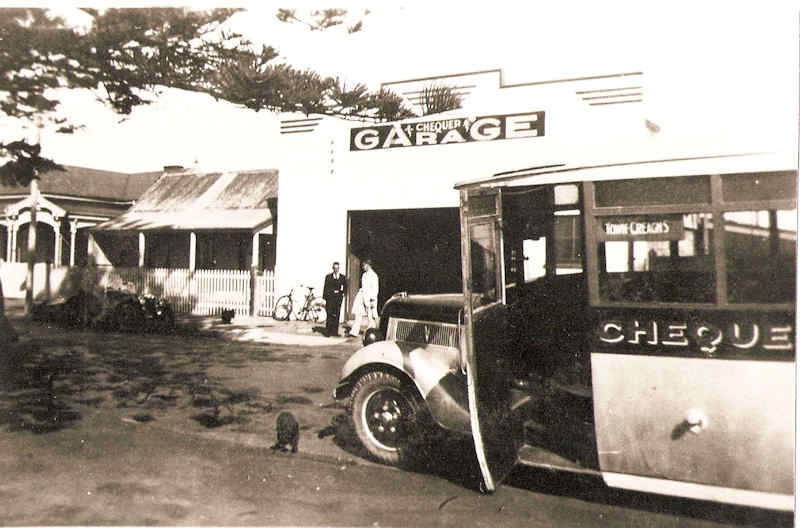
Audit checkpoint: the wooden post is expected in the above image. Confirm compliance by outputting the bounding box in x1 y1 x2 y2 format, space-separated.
138 232 146 267
249 267 257 316
10 222 18 262
25 119 42 315
54 218 62 266
5 221 13 262
189 231 196 271
69 221 77 267
249 233 259 316
25 178 39 315
251 232 259 269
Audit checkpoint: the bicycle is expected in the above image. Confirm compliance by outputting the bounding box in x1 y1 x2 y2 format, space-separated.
273 285 327 323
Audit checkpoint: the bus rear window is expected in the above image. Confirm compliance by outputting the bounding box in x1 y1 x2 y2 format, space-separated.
598 213 715 303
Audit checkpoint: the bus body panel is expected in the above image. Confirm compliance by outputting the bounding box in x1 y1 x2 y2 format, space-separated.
592 353 794 495
602 472 794 511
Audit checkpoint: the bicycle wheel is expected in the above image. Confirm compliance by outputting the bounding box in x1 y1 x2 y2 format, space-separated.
310 298 327 324
273 295 292 321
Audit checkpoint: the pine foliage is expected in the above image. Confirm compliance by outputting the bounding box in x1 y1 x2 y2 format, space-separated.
0 7 457 187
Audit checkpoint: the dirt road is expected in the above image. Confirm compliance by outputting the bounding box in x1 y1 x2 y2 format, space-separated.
0 309 791 526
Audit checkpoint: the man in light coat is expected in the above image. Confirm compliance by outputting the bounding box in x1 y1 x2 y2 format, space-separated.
349 259 379 337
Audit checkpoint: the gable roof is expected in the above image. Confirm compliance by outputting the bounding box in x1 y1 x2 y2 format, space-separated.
0 165 161 202
93 169 279 232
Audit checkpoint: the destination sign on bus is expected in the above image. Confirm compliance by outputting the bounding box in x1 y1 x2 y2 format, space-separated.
598 215 685 242
349 111 545 151
597 318 794 357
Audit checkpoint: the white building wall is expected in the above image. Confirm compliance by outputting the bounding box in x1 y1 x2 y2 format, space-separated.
274 120 349 298
273 57 798 301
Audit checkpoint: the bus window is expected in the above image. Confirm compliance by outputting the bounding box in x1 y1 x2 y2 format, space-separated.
517 212 582 281
598 213 715 303
595 175 710 206
470 222 500 306
522 237 546 281
554 211 582 275
503 185 583 297
721 171 797 202
724 208 797 303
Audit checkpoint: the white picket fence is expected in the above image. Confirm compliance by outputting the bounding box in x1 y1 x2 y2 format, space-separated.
0 263 276 316
102 267 276 317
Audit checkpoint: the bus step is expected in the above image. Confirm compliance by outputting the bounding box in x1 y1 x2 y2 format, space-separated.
517 444 601 477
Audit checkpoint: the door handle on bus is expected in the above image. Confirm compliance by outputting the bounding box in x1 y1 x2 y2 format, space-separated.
684 409 708 435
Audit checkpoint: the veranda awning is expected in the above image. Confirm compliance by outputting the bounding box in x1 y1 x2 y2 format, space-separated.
93 208 273 232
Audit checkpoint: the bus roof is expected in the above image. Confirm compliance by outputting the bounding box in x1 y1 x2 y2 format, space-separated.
453 151 796 191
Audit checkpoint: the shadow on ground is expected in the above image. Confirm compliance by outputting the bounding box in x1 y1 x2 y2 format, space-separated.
317 409 482 491
0 321 308 436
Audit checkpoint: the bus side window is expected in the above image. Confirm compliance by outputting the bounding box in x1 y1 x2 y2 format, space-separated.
724 208 797 303
598 213 715 303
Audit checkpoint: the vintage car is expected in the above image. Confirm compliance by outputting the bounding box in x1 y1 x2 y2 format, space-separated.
34 288 175 333
332 292 471 466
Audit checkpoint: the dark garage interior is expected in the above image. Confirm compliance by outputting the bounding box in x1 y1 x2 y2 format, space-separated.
346 207 462 312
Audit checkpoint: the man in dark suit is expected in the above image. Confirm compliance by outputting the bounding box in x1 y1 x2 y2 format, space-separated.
322 261 346 337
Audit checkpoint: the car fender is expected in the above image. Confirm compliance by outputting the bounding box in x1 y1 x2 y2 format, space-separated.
339 340 471 435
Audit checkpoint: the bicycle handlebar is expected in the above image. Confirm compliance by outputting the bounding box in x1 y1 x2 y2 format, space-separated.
286 285 316 297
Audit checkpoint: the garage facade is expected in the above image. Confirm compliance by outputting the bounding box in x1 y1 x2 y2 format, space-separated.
271 68 795 319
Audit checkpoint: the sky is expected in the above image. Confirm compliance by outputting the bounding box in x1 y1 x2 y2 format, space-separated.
1 3 797 173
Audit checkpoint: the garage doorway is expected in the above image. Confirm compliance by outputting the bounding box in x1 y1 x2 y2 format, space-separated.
346 208 462 313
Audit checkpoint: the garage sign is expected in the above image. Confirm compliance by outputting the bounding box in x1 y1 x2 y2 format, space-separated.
349 111 545 151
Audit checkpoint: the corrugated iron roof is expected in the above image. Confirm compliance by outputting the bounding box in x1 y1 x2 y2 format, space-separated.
94 169 278 232
0 165 161 202
132 172 221 211
130 169 278 212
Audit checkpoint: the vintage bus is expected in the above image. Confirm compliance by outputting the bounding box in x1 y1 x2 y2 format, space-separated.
333 152 796 511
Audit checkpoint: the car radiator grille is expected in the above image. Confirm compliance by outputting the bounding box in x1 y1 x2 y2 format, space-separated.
388 318 460 348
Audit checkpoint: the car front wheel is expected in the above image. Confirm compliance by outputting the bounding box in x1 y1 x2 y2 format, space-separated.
349 370 423 466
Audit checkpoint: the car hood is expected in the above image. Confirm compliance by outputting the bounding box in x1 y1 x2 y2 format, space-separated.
382 293 464 324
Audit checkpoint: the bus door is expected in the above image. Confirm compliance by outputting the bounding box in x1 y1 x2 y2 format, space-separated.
459 187 522 492
585 172 796 510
